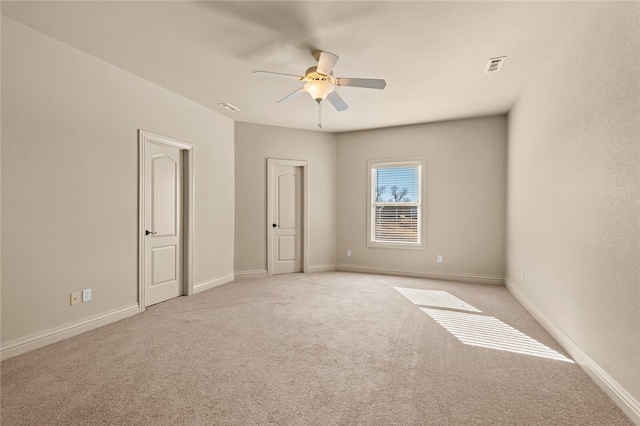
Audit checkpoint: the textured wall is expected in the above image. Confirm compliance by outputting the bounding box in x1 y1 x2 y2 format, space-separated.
234 122 336 275
336 116 507 283
507 2 640 414
1 18 235 347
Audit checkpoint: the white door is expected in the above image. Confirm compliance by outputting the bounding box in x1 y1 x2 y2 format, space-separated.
271 165 302 275
144 142 182 306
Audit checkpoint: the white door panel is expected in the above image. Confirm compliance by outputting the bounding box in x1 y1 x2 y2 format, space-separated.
152 155 178 237
278 236 297 261
144 142 182 306
277 173 297 229
271 165 302 275
151 245 177 286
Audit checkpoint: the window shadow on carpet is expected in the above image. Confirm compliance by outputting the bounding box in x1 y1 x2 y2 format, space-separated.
395 287 574 363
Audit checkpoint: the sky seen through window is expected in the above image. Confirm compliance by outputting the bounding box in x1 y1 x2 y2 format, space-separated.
374 166 419 202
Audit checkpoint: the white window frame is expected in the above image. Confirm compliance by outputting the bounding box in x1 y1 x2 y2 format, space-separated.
367 158 426 250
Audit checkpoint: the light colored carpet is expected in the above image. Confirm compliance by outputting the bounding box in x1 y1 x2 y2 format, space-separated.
1 272 633 425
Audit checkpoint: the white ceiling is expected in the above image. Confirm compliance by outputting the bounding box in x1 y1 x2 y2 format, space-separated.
2 1 591 133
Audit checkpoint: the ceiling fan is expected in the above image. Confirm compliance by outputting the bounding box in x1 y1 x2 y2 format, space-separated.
254 51 386 128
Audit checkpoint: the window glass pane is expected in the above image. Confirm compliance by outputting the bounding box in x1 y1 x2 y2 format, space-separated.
370 163 421 245
374 166 419 203
374 206 418 242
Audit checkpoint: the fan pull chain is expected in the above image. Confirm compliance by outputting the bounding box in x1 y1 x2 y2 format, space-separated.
317 100 322 129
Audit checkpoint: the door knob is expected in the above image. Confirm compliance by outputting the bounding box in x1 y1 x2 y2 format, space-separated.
272 223 278 228
145 230 157 236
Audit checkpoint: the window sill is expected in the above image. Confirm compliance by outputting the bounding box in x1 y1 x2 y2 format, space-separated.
367 241 425 250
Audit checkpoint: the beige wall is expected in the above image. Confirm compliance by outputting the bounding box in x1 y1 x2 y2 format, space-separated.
336 116 507 284
506 2 640 419
234 122 336 276
1 18 235 355
0 12 3 354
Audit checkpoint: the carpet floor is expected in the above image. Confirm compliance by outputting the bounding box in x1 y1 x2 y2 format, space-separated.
1 272 633 425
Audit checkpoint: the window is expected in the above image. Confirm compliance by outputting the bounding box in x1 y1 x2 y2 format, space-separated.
367 158 425 249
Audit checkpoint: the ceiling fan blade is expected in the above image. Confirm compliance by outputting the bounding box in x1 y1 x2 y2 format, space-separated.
326 91 349 111
277 88 305 104
335 78 387 89
254 71 303 80
316 51 339 75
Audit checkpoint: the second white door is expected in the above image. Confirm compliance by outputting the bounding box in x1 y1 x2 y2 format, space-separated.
271 165 302 275
144 142 182 306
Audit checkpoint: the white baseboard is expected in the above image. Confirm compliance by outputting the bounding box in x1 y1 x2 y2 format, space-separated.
193 273 234 294
235 266 336 278
234 269 268 280
336 263 504 285
308 264 336 273
505 278 640 425
1 304 139 361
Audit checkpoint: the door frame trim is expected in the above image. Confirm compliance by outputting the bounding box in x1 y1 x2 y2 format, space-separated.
138 130 195 312
267 158 309 276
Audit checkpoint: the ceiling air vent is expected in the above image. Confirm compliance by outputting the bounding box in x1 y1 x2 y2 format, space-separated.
218 102 240 112
484 56 507 73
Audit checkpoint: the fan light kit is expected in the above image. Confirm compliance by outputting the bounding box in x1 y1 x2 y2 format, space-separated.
255 50 387 128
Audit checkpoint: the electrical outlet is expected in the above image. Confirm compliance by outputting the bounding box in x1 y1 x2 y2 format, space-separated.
437 255 443 263
70 292 81 305
519 271 524 281
82 289 92 302
347 249 352 257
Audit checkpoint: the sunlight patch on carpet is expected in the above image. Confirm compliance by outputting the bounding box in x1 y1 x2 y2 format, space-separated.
394 287 481 312
422 308 574 363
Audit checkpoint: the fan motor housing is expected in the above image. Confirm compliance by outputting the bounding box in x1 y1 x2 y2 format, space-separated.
305 66 332 82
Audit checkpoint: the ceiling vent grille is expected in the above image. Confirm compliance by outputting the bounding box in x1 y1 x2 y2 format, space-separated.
484 56 507 73
218 102 240 112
